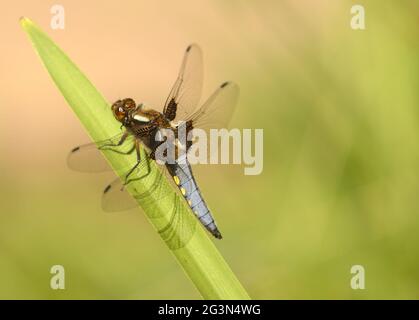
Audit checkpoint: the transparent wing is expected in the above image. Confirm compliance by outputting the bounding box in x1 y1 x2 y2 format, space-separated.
163 44 203 122
102 156 197 249
101 154 155 212
67 132 135 172
177 82 239 162
186 81 239 133
102 153 189 212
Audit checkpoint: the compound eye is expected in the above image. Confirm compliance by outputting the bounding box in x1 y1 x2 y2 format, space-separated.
111 100 127 122
124 98 136 110
114 106 125 121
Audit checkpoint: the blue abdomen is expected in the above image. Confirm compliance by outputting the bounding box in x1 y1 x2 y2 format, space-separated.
166 159 222 239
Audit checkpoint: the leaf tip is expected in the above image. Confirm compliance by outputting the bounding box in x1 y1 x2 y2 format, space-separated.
19 16 33 29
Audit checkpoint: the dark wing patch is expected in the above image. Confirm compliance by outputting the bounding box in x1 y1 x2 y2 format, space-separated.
165 98 178 121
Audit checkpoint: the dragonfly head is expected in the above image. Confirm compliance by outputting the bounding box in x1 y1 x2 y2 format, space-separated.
111 98 137 125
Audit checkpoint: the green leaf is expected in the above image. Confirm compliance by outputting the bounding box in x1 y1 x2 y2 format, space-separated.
20 17 249 299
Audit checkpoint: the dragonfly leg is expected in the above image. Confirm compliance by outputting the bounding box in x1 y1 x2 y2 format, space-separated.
101 144 135 156
123 140 142 185
99 131 129 150
98 131 136 155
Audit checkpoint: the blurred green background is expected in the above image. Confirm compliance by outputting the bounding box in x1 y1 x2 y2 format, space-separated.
1 0 419 299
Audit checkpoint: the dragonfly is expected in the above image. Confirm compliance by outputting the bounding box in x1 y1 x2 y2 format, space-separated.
68 44 239 241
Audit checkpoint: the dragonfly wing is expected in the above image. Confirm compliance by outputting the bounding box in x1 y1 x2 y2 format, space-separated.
102 156 197 249
163 44 203 122
101 154 155 212
186 81 239 132
101 176 143 212
67 132 135 172
102 155 181 212
180 81 239 161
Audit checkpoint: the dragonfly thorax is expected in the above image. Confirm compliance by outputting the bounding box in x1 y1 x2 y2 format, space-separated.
111 98 163 127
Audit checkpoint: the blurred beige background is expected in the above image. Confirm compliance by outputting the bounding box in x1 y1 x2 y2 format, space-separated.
1 0 419 299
